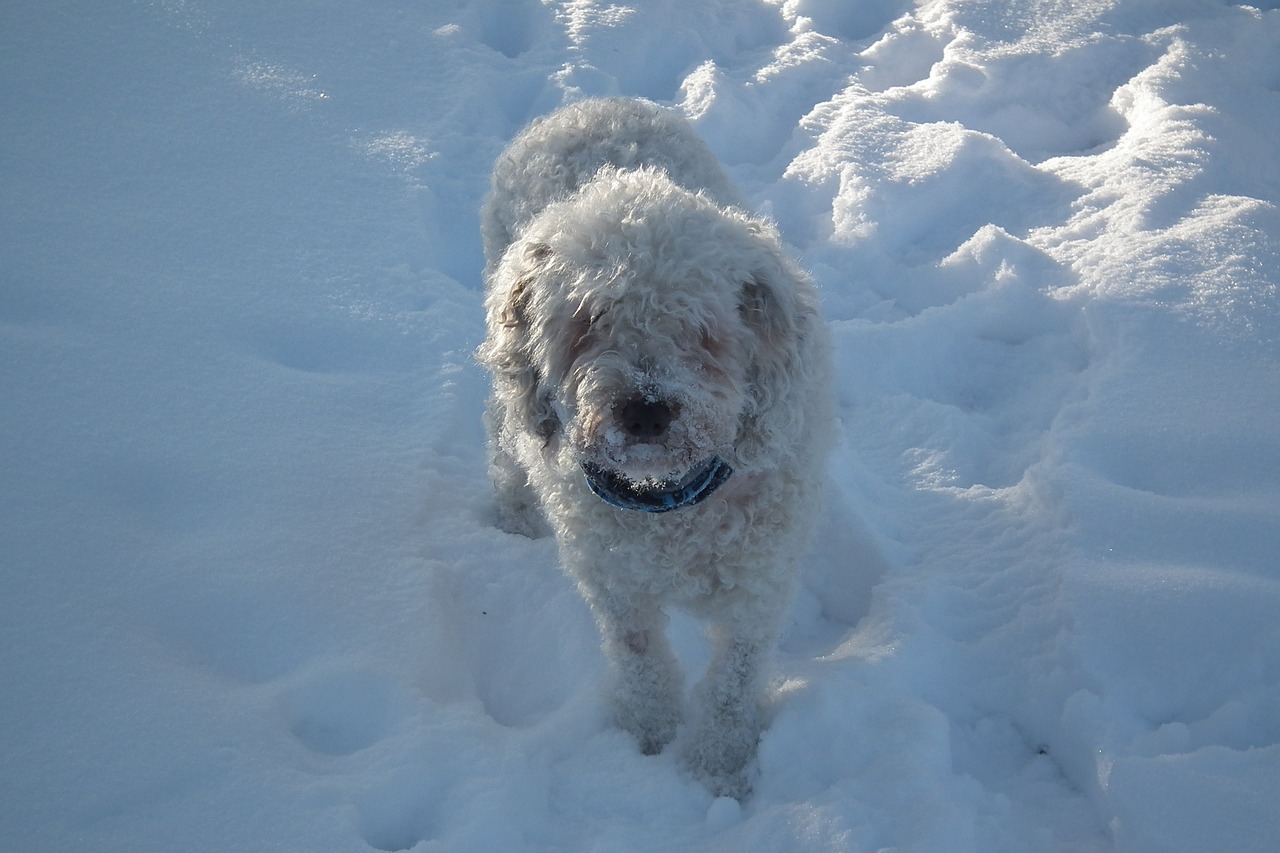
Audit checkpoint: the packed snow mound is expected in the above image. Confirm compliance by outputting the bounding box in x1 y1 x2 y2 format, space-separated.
2 1 1277 851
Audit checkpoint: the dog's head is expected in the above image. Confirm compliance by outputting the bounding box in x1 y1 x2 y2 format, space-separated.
479 167 818 506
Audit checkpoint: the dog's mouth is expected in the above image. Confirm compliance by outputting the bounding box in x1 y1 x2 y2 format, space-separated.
582 456 733 513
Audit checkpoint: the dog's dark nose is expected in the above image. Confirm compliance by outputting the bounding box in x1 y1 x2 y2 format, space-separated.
619 398 672 440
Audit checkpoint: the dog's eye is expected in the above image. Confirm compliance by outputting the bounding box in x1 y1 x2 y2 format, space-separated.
698 324 728 360
568 311 599 362
573 305 610 335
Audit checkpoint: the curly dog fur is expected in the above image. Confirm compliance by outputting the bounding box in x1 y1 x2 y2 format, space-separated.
477 97 834 798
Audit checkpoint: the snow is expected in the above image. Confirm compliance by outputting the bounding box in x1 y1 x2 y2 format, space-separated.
2 0 1278 850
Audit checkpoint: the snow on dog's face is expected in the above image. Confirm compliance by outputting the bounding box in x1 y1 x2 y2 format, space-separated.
481 167 808 496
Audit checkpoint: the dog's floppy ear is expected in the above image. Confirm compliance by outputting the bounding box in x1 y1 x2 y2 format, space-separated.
493 242 552 327
739 272 799 363
735 258 817 465
479 241 560 441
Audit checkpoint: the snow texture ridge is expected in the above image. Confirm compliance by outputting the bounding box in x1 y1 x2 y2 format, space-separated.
2 1 1278 851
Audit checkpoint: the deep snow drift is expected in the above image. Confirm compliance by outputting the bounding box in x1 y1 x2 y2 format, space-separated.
2 1 1278 851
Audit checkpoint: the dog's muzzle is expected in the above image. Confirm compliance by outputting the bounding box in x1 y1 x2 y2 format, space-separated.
582 456 733 513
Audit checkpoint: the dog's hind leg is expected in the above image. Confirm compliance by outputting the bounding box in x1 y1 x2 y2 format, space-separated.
485 397 546 538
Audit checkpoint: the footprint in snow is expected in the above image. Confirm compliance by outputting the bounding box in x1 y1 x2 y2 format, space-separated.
282 667 407 756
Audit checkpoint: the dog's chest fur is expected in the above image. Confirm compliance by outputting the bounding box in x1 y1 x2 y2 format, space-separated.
552 468 795 606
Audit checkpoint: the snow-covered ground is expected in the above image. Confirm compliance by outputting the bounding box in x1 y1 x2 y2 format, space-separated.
3 1 1278 850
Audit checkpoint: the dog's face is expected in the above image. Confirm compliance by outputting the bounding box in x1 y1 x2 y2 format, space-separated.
481 168 807 494
554 261 749 486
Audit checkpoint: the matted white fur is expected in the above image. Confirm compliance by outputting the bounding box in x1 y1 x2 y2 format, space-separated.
477 98 834 798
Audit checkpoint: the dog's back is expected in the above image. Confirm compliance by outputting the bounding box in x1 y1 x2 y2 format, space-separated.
481 98 745 269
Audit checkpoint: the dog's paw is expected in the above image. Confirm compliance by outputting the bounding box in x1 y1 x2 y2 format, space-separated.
614 668 682 755
684 747 754 800
682 706 760 799
493 498 548 539
617 699 680 756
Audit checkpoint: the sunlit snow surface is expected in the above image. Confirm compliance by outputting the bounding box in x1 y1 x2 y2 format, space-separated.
3 1 1278 851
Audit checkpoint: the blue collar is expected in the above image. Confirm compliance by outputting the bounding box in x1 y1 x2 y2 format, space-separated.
583 457 733 513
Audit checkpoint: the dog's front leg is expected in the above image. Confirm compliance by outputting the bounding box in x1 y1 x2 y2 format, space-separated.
585 591 684 756
685 610 780 798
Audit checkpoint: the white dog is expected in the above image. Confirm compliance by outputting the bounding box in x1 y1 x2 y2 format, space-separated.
477 98 833 798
